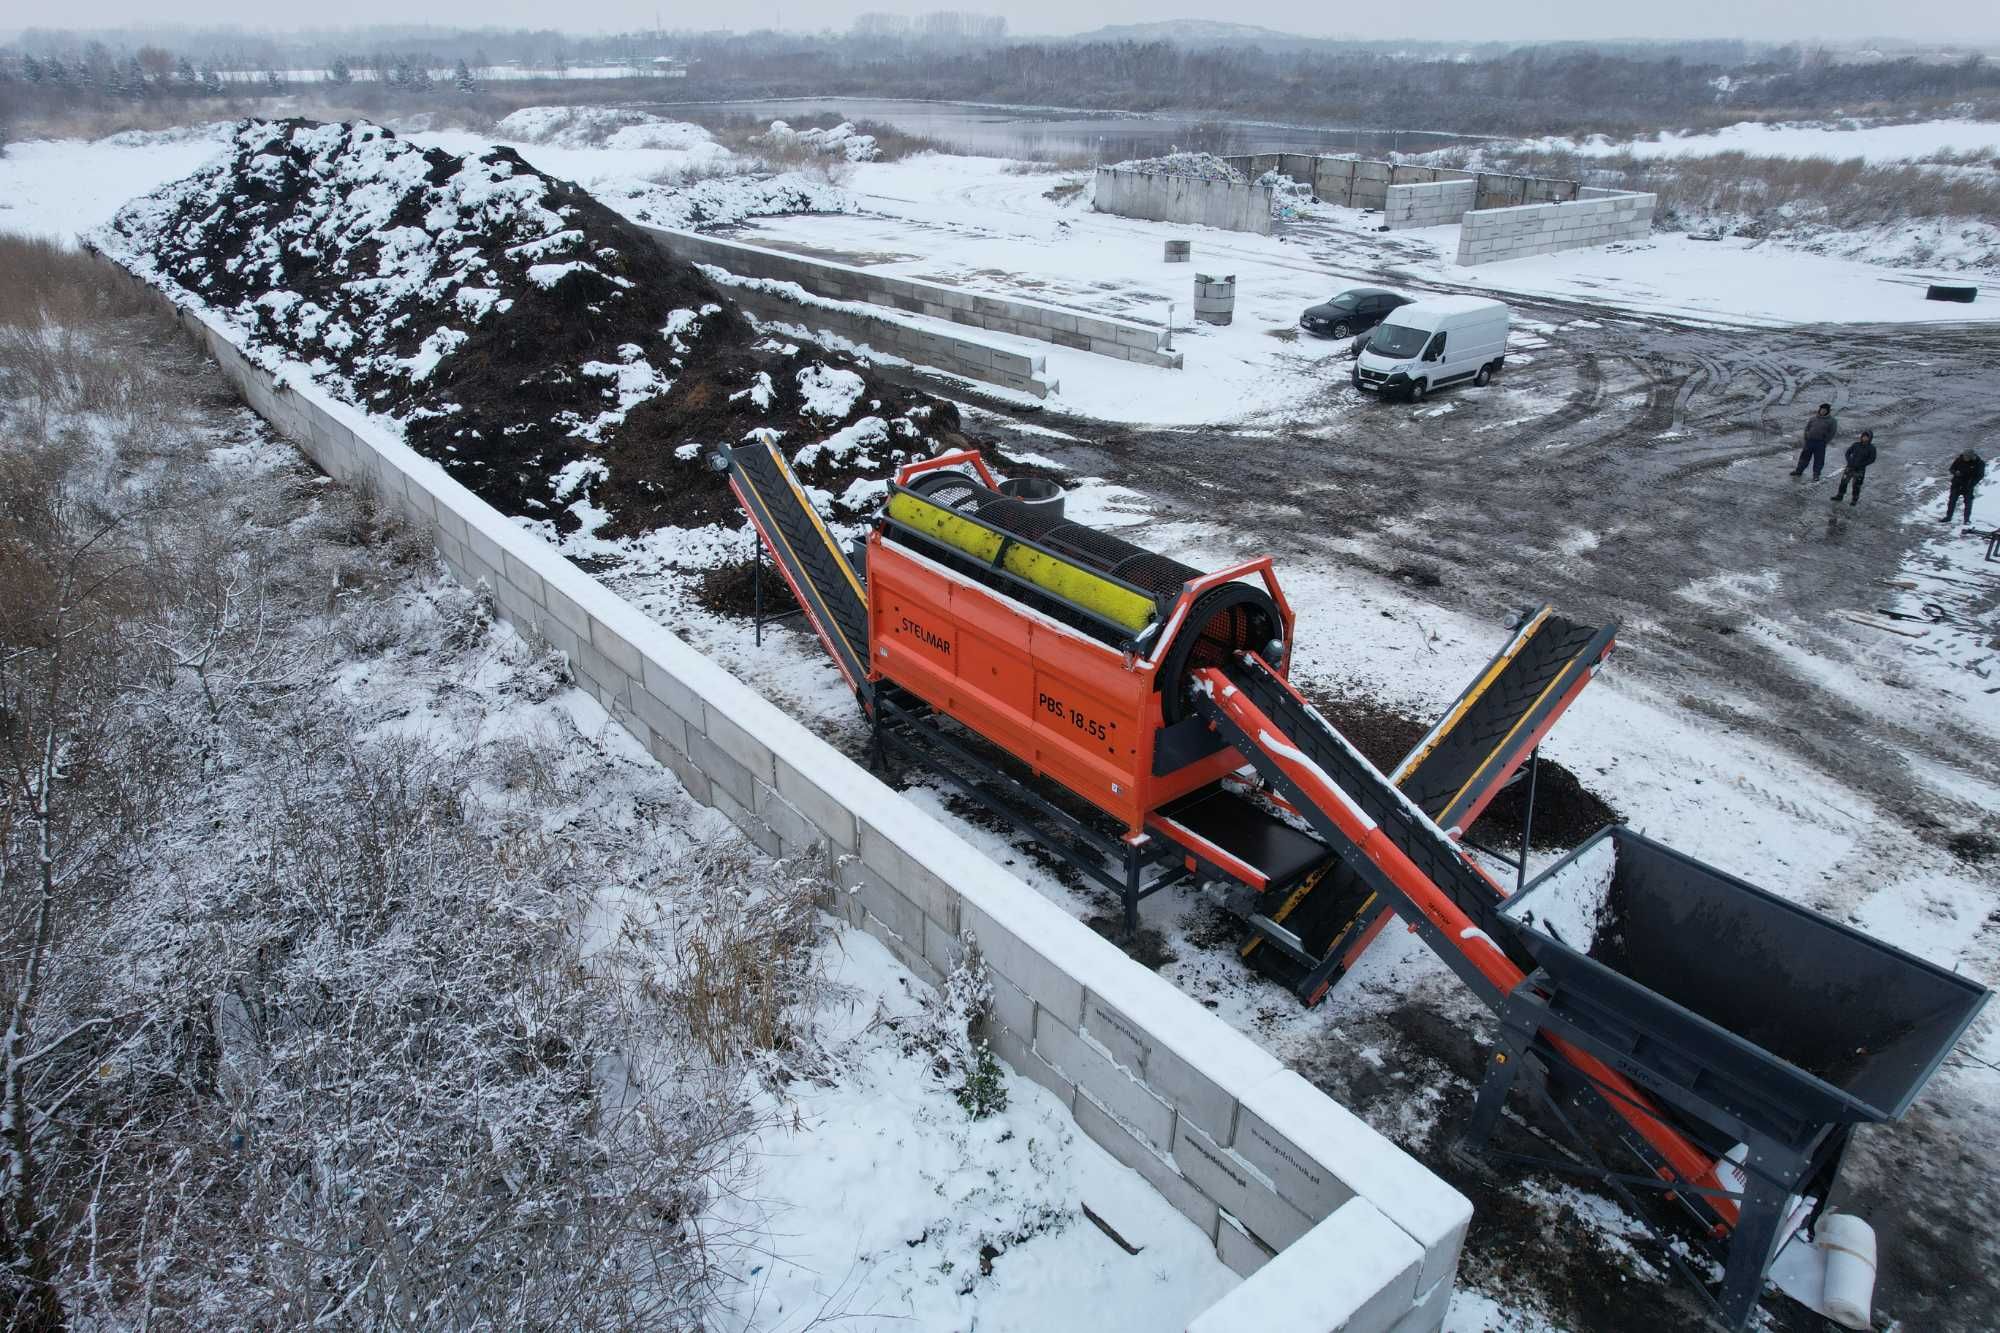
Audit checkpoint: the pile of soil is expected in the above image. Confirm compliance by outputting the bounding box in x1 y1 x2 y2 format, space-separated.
1301 683 1619 851
101 118 957 542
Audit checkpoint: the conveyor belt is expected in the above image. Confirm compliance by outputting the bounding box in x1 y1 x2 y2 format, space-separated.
723 438 873 711
1244 607 1614 1002
1395 608 1614 833
1192 653 1731 1220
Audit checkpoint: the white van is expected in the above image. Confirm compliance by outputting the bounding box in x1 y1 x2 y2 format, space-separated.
1352 296 1509 401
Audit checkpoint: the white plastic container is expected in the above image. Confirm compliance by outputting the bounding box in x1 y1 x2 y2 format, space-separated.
1818 1212 1878 1330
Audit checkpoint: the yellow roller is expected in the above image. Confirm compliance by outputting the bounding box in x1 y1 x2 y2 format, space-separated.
886 491 1157 632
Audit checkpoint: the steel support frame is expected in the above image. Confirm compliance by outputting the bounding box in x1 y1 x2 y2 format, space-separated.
751 535 806 648
1461 975 1853 1332
870 687 1190 939
1294 746 1546 1005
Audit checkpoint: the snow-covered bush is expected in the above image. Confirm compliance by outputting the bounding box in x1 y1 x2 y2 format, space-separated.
762 118 880 162
0 239 824 1329
901 945 1008 1120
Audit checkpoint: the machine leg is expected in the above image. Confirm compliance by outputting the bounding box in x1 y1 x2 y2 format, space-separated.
1462 1045 1524 1157
752 538 766 648
1715 1171 1794 1332
1123 844 1141 941
1516 746 1540 894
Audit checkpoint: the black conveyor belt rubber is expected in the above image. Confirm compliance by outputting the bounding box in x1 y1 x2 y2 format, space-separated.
1230 609 1618 1000
1397 610 1609 832
724 439 873 710
1219 654 1533 966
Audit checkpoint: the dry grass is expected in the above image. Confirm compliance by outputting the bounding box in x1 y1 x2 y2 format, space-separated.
637 857 832 1065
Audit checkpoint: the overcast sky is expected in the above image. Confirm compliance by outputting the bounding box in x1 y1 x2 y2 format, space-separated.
13 0 2000 43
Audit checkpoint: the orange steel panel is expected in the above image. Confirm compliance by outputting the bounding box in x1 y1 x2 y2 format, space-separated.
867 535 1239 832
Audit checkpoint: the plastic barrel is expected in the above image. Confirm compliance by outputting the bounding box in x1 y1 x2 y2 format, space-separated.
1818 1213 1877 1330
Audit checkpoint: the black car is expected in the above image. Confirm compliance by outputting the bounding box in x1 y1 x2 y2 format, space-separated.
1299 287 1412 339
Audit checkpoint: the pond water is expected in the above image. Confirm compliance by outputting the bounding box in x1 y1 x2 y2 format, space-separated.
635 96 1490 163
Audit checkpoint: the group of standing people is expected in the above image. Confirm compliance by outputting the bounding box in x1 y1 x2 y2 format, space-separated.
1789 403 1985 521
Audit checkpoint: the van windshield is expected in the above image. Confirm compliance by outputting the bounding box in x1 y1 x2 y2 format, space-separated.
1366 324 1428 358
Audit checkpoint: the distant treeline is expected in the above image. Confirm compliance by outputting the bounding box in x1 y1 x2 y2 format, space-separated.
3 27 1998 139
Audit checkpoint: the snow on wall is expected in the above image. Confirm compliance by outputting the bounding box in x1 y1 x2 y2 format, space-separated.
645 225 1182 370
93 250 1469 1333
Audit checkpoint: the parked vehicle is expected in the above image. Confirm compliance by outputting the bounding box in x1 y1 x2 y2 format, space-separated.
1352 296 1510 401
1299 287 1412 339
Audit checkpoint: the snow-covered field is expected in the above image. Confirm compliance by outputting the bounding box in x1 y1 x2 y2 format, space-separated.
1532 117 2000 163
7 114 1995 432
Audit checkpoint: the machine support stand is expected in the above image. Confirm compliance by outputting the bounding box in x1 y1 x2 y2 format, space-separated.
1463 745 1544 891
751 535 805 648
1516 746 1540 893
1122 840 1144 941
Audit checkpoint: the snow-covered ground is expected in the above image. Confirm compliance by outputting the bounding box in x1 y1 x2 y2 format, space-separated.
0 124 235 239
0 246 1239 1331
8 117 1994 431
1530 117 2000 163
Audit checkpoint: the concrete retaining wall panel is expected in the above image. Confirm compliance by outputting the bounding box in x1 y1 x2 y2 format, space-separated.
1093 168 1275 236
98 247 1471 1333
645 226 1173 372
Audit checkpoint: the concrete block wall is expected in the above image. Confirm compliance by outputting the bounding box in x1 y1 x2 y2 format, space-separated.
694 267 1057 399
1384 178 1477 230
1093 168 1276 236
1456 190 1656 265
644 226 1181 370
102 250 1471 1333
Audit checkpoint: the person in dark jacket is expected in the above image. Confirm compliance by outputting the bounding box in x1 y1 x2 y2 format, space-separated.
1792 403 1837 479
1943 449 1986 524
1831 431 1877 506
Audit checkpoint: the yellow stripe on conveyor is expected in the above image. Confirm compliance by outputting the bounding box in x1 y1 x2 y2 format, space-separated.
1390 606 1551 785
886 490 1158 632
769 439 867 608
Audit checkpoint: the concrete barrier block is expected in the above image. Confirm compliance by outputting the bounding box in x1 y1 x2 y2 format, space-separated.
1389 1275 1453 1333
1213 1214 1276 1279
1190 1200 1423 1333
1240 1071 1471 1293
709 781 781 857
1035 1017 1175 1151
1172 1118 1313 1252
687 725 756 808
772 755 859 852
858 903 942 990
958 898 1084 1029
701 702 777 786
988 1020 1075 1112
1072 1090 1220 1241
844 858 924 948
984 971 1034 1042
753 780 821 856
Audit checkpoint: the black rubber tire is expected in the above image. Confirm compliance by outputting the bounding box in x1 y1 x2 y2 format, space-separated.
1332 322 1350 338
1409 379 1427 403
1474 365 1492 387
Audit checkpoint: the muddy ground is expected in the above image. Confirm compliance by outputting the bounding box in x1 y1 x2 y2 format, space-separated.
923 290 2000 1330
